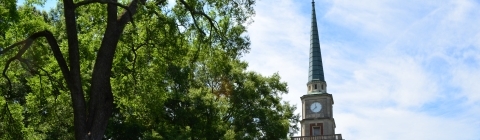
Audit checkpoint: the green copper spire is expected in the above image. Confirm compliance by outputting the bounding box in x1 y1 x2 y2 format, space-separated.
308 0 325 82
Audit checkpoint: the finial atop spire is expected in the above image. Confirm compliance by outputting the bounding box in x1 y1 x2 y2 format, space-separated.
308 0 325 82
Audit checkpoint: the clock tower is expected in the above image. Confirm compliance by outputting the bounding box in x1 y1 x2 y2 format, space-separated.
292 1 343 140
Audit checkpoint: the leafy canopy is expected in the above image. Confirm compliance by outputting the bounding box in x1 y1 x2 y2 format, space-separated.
0 0 299 139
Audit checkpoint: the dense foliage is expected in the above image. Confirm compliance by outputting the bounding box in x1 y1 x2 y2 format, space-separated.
0 0 299 139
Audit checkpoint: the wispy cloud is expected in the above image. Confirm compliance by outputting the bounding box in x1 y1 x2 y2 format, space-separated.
245 0 480 139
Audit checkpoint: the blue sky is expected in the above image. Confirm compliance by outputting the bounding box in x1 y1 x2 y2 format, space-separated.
243 0 480 139
18 0 480 139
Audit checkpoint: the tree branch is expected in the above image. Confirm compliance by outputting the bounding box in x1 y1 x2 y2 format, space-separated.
62 0 87 137
1 30 70 94
191 14 206 36
0 40 27 55
75 0 136 27
18 57 65 91
117 0 147 29
178 0 221 36
84 0 150 137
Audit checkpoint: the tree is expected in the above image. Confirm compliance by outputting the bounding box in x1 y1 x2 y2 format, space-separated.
1 0 298 139
0 0 19 39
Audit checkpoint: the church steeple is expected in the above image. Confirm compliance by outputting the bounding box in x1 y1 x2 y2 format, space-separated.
307 0 327 94
291 1 343 139
308 0 325 83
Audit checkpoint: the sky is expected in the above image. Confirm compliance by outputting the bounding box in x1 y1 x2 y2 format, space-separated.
243 0 480 139
19 0 480 139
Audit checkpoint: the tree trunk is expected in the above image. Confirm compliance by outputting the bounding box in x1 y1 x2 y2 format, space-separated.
61 0 143 139
63 0 87 139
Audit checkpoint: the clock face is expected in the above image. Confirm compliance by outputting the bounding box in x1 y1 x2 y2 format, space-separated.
310 102 322 113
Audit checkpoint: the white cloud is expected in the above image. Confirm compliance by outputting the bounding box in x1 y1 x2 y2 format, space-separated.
336 108 477 140
244 0 310 102
324 0 438 40
245 0 480 139
452 62 480 105
334 52 438 109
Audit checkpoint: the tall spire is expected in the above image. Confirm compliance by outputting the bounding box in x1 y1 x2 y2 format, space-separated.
308 0 325 82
